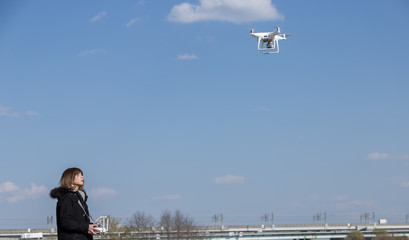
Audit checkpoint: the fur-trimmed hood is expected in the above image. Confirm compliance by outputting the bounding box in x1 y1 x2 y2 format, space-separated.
50 187 88 202
50 187 71 199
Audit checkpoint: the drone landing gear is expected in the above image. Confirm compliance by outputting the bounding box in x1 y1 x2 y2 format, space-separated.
262 51 278 55
258 40 280 54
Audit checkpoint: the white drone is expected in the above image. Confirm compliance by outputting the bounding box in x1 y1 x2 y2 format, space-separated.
250 27 292 54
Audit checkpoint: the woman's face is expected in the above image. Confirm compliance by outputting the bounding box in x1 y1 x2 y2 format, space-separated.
72 172 84 190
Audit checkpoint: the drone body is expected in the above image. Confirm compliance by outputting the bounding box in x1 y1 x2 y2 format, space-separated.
250 27 291 54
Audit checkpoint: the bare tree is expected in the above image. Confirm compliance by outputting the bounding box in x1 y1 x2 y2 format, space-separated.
106 216 121 232
128 211 155 239
173 210 184 239
159 210 173 240
179 212 197 240
159 209 198 240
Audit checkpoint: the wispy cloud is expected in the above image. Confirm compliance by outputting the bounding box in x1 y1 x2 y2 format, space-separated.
167 0 284 23
125 18 139 27
0 104 19 117
395 154 408 160
26 110 40 116
90 11 107 23
151 194 181 200
88 187 117 199
0 104 39 117
367 152 389 160
0 182 48 203
78 49 107 57
213 174 245 184
367 152 409 160
0 181 19 193
401 181 409 188
177 53 199 60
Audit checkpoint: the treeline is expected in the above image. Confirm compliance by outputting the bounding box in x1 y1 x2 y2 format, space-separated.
104 209 198 240
346 229 409 240
105 213 409 240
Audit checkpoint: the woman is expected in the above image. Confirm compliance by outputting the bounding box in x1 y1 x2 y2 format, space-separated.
50 168 99 240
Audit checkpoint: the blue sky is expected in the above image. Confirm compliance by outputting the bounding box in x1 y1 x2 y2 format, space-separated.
1 0 409 228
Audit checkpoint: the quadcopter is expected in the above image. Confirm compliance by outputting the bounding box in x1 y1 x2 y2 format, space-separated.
250 27 292 54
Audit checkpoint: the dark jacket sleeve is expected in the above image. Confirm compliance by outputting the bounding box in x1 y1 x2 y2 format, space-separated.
58 195 89 234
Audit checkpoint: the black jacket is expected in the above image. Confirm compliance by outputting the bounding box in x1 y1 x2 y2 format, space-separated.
50 187 93 240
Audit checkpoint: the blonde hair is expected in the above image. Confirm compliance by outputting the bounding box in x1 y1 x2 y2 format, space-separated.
60 167 84 190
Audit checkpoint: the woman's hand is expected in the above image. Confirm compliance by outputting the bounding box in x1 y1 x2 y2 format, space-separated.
88 224 100 235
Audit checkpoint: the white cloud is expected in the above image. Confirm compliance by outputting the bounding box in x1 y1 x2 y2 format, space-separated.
167 0 284 23
213 174 245 184
0 182 48 203
91 12 107 23
177 53 199 60
367 152 389 160
78 49 107 57
88 187 117 199
0 105 39 117
0 104 20 117
126 18 139 27
367 152 409 160
0 181 19 193
25 183 47 196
